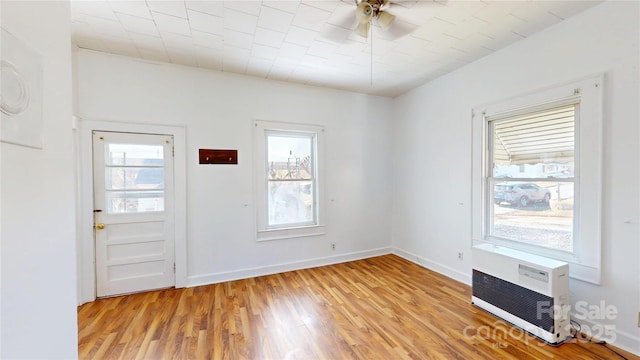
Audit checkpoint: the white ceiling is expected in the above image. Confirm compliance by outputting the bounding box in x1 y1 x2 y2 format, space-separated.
70 0 600 97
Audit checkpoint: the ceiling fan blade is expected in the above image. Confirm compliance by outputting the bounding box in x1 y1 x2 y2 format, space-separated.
377 10 396 31
320 23 355 43
354 21 371 38
379 20 417 40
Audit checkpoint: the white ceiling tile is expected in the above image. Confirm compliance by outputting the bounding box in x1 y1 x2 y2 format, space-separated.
71 0 602 97
434 1 484 24
117 12 159 36
251 44 280 61
186 0 224 17
224 1 263 16
444 16 488 40
302 1 338 13
224 29 255 49
370 38 395 55
412 17 456 41
300 54 326 68
278 42 307 59
72 1 119 22
258 6 295 33
306 40 337 58
187 9 224 35
292 4 331 31
147 0 188 18
455 33 496 52
192 30 223 49
334 42 367 59
545 1 600 20
325 52 351 66
263 1 301 14
161 32 194 48
389 1 441 26
108 1 152 19
272 56 299 69
81 14 127 38
284 25 317 46
393 35 428 55
224 8 259 34
511 12 562 38
224 45 251 59
478 26 524 51
326 2 356 29
422 33 457 53
319 23 353 44
254 28 286 48
471 1 522 23
153 12 192 36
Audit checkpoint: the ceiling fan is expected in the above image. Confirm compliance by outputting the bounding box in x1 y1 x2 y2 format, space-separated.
353 0 397 38
323 0 433 42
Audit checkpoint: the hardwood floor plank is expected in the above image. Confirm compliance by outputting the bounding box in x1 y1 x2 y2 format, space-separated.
78 255 638 359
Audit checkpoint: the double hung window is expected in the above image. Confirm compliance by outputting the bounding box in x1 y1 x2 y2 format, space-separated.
473 75 603 283
487 103 577 253
254 120 325 241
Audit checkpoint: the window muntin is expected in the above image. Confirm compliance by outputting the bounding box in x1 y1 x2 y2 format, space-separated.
105 143 165 214
266 132 316 228
486 103 577 253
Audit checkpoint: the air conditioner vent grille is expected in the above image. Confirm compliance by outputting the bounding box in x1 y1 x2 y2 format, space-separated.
472 270 554 332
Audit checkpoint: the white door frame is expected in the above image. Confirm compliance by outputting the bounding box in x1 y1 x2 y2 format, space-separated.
77 118 187 304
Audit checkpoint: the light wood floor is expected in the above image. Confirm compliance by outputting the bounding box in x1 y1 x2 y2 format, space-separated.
78 255 638 359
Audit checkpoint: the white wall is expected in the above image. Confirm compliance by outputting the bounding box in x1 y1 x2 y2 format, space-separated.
392 1 639 354
74 49 393 289
0 1 78 358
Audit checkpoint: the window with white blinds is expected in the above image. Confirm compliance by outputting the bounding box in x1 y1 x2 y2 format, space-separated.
486 101 578 254
490 104 576 167
472 74 604 284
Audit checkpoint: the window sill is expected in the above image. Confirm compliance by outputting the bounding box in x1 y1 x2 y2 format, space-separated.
473 239 601 285
256 225 326 242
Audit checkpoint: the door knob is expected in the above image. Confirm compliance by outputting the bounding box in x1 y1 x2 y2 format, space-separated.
96 223 105 230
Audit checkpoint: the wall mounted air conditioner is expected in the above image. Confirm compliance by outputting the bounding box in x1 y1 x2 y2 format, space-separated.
472 243 571 345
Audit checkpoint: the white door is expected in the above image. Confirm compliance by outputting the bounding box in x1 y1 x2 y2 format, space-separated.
93 131 175 297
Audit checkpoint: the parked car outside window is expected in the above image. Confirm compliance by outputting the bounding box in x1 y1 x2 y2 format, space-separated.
494 182 551 207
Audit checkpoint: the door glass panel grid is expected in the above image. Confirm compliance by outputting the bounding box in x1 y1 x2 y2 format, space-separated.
105 143 165 214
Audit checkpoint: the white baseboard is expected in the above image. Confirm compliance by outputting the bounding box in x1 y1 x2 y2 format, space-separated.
392 247 472 285
569 313 640 356
187 246 392 287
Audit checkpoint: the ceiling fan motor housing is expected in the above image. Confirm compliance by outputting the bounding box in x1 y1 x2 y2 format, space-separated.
355 0 388 17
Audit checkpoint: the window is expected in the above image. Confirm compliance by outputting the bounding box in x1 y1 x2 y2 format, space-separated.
472 75 603 284
105 144 165 213
254 120 325 241
487 103 576 253
266 132 315 228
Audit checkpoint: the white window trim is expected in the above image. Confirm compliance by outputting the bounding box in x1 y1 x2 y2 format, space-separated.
254 120 326 241
472 74 604 284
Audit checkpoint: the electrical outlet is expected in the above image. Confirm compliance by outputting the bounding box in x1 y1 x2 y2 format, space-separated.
331 243 336 250
458 252 463 260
